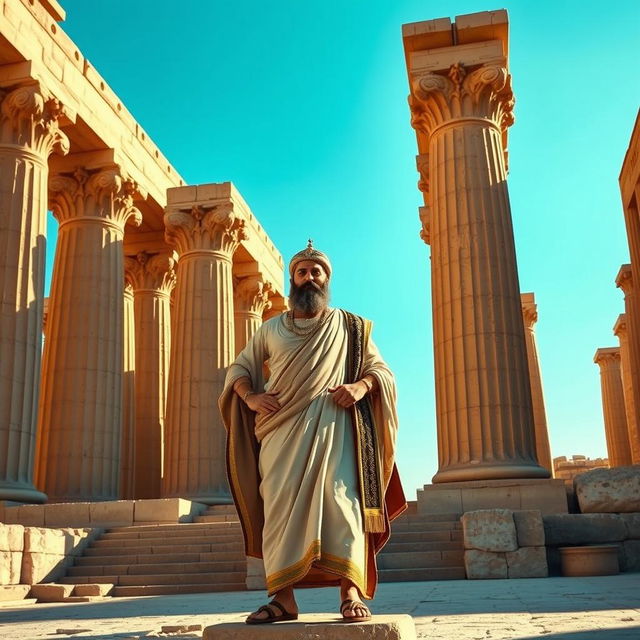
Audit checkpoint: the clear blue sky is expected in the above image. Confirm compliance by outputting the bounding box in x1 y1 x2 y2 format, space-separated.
50 1 640 497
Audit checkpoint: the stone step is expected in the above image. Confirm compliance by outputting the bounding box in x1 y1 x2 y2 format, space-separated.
390 521 461 532
102 523 241 538
377 550 464 570
92 534 242 548
380 540 462 554
76 549 245 566
61 570 245 586
394 512 461 523
202 505 238 515
113 583 245 597
68 560 246 577
84 541 244 555
388 530 462 543
194 514 242 523
378 567 466 581
108 521 240 534
0 585 31 602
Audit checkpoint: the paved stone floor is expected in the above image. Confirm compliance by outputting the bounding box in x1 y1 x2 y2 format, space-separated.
0 574 639 639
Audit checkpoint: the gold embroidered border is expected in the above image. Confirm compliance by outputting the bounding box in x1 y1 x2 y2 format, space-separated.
266 540 366 596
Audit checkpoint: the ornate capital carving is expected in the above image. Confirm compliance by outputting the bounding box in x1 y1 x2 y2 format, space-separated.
416 153 429 195
616 264 633 295
164 203 247 256
409 62 514 138
0 84 69 157
49 167 143 231
125 251 178 295
521 301 537 329
234 275 273 315
594 347 621 367
613 314 627 339
419 205 430 245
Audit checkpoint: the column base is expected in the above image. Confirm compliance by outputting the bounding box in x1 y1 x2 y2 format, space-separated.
417 478 568 515
0 482 47 504
162 490 234 506
433 462 551 483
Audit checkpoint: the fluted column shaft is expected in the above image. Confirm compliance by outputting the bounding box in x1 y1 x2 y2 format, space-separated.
163 204 246 502
616 266 640 463
410 62 548 482
0 84 68 503
521 293 553 473
234 275 272 355
36 167 142 501
594 348 633 466
120 282 136 499
127 251 176 499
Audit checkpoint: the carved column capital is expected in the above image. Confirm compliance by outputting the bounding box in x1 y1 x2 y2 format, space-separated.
594 347 621 367
164 203 247 257
409 62 514 138
234 275 273 316
521 294 538 330
49 167 143 232
0 84 69 158
125 251 178 296
614 314 627 339
616 264 633 296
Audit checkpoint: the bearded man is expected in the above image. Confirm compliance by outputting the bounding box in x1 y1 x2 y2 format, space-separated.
219 241 405 624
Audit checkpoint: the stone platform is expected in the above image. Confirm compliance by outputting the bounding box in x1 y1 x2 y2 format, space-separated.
204 615 415 639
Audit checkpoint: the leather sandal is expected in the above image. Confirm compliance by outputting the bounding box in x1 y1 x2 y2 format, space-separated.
245 599 298 625
340 598 372 623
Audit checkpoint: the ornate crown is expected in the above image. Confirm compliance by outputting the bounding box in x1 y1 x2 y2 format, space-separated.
289 239 332 277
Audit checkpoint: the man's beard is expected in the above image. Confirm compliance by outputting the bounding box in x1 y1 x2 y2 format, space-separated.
289 280 330 315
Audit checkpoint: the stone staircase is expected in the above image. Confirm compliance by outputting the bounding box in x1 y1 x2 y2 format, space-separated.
58 505 464 596
60 505 246 596
378 511 465 581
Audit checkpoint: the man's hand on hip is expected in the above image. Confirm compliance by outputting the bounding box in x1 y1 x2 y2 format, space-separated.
328 382 367 408
246 391 281 415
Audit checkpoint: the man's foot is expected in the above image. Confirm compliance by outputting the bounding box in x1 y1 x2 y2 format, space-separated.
245 599 298 624
340 598 372 622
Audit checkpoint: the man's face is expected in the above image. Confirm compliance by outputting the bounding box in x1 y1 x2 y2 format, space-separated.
289 260 330 314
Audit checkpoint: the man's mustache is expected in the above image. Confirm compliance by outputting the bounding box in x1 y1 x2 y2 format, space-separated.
300 281 321 291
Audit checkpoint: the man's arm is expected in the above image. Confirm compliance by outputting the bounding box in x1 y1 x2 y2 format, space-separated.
233 376 280 415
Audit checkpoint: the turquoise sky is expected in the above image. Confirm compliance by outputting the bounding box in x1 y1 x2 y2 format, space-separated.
51 1 640 497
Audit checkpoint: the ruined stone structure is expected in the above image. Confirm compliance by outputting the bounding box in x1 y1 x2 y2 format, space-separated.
615 115 640 464
553 455 609 486
403 11 564 513
0 0 286 505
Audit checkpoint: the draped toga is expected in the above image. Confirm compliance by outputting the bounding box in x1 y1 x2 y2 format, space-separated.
218 308 406 599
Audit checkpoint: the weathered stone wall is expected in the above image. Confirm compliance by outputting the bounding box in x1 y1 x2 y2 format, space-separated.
0 523 102 586
543 513 640 574
574 465 640 513
462 509 548 579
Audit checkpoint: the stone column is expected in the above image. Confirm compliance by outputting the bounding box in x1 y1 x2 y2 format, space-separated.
613 313 640 464
594 348 633 467
521 293 553 473
616 265 640 463
126 251 176 499
36 166 142 501
0 84 68 503
409 63 548 482
120 280 136 499
163 204 246 503
234 275 272 355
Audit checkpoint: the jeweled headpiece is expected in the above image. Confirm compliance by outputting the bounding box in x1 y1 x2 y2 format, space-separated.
289 239 332 278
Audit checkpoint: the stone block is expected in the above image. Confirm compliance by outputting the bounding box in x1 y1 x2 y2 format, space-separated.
44 502 91 527
89 501 134 526
29 583 74 602
513 510 545 547
16 505 45 526
73 583 114 596
559 545 619 577
543 514 626 545
464 549 507 579
462 487 521 511
506 546 548 578
246 556 265 590
574 465 640 513
24 527 66 554
520 480 569 513
461 509 517 552
620 540 640 572
417 488 462 514
0 524 24 551
203 615 416 639
620 513 640 539
21 552 68 584
9 551 22 584
0 551 11 584
0 584 30 601
133 498 207 523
